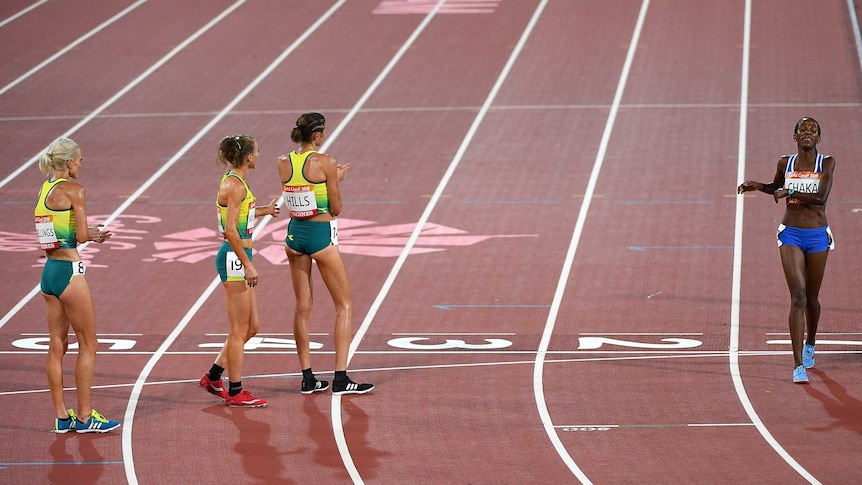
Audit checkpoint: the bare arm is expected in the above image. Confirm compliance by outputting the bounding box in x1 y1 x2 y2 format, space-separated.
65 183 111 244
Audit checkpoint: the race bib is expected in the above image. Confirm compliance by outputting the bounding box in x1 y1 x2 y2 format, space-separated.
784 172 820 194
245 199 255 235
283 185 319 219
330 219 339 246
71 260 86 276
216 209 226 238
35 215 59 250
225 251 245 278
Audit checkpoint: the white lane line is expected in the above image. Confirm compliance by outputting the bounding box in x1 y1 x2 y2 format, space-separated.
0 0 249 332
0 0 148 98
731 2 820 483
847 0 862 74
0 1 243 191
532 1 648 483
116 3 349 484
0 0 49 28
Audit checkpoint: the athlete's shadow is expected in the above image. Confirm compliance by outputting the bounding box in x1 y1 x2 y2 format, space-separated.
341 397 391 478
201 404 301 484
302 395 343 471
48 432 106 484
302 395 391 480
804 368 862 435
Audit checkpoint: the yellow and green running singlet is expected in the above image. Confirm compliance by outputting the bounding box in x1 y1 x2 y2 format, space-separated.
217 172 255 239
282 150 330 219
34 178 76 250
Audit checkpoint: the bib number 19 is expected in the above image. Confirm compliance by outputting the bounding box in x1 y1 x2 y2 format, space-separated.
225 252 245 278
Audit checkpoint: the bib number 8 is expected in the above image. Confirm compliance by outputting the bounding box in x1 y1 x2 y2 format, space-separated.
71 261 86 276
329 220 339 246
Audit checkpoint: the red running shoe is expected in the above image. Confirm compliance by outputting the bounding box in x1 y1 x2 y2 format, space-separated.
225 389 267 407
200 374 227 400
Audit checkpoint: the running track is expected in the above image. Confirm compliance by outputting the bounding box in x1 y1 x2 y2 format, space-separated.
1 1 861 484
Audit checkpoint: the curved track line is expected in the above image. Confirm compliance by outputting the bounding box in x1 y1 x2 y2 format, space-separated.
0 0 245 192
731 1 820 483
0 1 248 331
315 1 450 482
0 0 48 28
532 1 648 483
115 3 348 483
0 0 148 97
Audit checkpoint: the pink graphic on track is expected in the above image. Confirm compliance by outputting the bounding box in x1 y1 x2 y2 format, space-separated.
148 217 534 264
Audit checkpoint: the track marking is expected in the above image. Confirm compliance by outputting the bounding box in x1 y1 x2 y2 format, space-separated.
0 0 148 97
0 0 48 28
5 100 862 123
533 2 649 483
0 1 244 191
0 0 250 330
731 1 820 483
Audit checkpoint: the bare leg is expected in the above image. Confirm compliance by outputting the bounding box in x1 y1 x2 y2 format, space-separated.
780 245 807 368
287 247 314 370
57 276 99 418
223 281 252 385
803 250 829 345
43 293 70 419
313 245 353 371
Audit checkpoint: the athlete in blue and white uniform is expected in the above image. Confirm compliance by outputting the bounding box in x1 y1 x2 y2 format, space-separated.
738 117 835 384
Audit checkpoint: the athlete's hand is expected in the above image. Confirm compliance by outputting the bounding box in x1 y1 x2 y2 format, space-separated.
337 162 351 183
87 224 112 243
245 264 259 288
267 198 280 218
737 181 760 194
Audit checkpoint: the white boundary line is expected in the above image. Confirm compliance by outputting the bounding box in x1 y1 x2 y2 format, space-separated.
0 1 246 192
730 2 820 483
117 3 348 484
0 0 48 29
846 0 862 74
532 1 649 483
315 1 449 482
0 1 249 331
0 0 148 97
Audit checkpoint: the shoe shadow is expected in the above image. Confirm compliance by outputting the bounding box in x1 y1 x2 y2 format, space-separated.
803 368 862 435
201 404 301 484
47 433 107 484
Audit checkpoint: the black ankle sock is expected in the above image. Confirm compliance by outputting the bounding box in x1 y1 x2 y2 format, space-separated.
302 368 315 381
209 364 224 381
228 381 242 397
334 370 348 383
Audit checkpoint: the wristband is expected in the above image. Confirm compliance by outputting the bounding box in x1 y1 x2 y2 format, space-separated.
788 189 795 197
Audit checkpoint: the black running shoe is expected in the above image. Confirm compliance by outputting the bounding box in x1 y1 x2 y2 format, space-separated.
301 379 330 395
332 380 374 395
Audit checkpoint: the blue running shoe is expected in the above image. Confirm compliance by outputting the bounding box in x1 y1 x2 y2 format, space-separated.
802 343 815 369
53 408 77 434
793 365 809 384
76 409 121 433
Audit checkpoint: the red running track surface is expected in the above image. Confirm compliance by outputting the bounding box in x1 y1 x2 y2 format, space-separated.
1 0 861 483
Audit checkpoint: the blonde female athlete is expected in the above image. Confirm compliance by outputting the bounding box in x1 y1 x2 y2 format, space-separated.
278 113 373 395
199 134 279 406
36 137 120 433
738 117 835 384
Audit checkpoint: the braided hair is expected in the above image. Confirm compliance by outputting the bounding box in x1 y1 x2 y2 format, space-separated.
290 113 326 144
218 134 256 169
